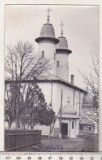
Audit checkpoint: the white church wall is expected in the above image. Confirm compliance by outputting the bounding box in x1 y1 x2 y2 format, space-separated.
74 90 80 114
55 54 69 81
51 119 59 137
76 120 80 136
37 81 85 137
38 41 57 75
73 90 84 135
69 120 77 138
37 82 52 105
38 41 56 59
38 82 85 116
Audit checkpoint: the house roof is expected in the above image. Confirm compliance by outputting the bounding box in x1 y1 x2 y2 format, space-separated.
80 117 95 125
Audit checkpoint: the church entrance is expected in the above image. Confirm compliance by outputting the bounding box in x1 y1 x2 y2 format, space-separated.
61 123 68 136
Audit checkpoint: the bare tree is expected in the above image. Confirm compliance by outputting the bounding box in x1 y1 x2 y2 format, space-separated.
5 41 52 129
80 53 99 131
5 41 50 81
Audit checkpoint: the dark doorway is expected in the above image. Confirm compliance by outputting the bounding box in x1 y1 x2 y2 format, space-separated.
61 123 68 135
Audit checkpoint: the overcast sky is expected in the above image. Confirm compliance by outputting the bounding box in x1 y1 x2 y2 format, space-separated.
5 5 99 89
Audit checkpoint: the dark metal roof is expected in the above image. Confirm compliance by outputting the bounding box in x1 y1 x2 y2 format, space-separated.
57 36 68 49
40 23 55 37
56 36 72 54
35 23 59 44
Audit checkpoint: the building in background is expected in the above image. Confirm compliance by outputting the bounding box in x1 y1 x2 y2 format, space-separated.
79 92 98 135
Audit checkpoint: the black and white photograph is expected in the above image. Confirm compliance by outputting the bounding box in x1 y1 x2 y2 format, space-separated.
4 4 99 152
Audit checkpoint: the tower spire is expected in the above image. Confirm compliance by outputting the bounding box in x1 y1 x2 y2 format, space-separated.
46 7 51 23
60 21 64 36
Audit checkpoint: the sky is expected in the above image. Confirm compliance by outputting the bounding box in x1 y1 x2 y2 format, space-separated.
5 5 99 89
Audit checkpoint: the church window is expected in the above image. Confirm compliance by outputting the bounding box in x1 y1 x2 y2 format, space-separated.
72 121 74 129
54 53 56 60
89 126 91 131
42 51 44 58
57 61 59 67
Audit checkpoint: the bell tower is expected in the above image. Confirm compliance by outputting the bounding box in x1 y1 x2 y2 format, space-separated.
55 21 72 81
35 8 59 76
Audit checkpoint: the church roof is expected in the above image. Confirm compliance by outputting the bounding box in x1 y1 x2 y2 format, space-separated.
56 36 72 54
5 79 87 94
40 23 55 37
35 22 59 44
57 36 68 49
62 102 77 115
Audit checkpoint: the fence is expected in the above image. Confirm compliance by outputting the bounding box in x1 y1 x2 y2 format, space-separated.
5 130 41 151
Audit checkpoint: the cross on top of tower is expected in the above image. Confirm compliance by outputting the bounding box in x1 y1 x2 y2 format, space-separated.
60 21 64 36
46 7 52 23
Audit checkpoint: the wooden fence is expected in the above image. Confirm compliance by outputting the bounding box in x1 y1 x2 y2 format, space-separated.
5 130 41 151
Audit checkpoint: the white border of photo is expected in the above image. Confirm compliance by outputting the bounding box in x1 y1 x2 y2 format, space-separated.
0 0 102 152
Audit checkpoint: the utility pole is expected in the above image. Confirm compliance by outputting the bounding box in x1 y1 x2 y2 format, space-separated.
59 89 63 139
49 80 53 138
79 91 81 116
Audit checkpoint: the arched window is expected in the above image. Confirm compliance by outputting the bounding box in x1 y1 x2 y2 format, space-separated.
57 61 59 67
42 51 44 58
54 53 56 60
80 124 83 130
72 121 74 129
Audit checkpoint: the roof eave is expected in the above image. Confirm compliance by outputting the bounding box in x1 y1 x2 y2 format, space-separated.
35 37 59 44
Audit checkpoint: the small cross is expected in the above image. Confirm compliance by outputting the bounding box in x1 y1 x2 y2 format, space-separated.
60 21 64 36
46 7 52 22
46 8 51 15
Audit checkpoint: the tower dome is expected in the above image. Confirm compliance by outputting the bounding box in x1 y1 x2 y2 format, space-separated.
35 8 59 45
35 22 59 44
56 36 72 54
56 21 72 54
62 102 77 115
40 23 55 38
57 36 68 49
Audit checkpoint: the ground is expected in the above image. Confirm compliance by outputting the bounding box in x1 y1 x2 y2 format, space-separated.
16 137 85 152
39 137 85 152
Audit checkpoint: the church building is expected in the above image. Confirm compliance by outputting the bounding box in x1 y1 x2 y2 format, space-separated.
34 9 88 138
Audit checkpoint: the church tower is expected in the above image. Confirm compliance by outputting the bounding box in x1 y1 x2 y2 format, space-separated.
35 8 59 76
33 9 87 138
56 21 72 81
